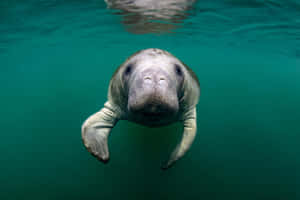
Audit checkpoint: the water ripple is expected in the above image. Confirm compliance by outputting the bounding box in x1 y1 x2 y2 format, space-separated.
0 0 299 57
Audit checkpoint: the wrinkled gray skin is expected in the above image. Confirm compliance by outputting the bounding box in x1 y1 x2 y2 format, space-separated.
82 48 200 169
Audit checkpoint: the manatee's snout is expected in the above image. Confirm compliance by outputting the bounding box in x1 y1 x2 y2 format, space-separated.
128 68 179 120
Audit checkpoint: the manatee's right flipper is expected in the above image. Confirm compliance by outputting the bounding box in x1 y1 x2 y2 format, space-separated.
81 102 120 163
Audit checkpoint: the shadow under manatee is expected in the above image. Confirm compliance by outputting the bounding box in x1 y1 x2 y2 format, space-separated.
105 0 196 34
113 120 184 170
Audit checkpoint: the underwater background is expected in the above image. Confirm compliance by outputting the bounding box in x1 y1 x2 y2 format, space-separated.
1 0 300 199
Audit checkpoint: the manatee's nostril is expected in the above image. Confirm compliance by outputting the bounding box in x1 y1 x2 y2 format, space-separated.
159 77 167 85
144 76 152 83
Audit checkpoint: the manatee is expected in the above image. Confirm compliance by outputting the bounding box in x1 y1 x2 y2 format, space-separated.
81 48 200 169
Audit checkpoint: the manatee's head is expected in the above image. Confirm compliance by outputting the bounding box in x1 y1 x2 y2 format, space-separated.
112 49 187 126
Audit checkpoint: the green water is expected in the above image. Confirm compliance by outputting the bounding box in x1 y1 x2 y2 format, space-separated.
1 0 300 199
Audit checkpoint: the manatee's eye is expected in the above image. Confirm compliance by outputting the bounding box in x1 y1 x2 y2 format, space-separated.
175 64 183 76
124 64 133 76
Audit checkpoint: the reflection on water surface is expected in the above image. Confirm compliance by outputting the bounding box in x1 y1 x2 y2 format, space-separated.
105 0 196 33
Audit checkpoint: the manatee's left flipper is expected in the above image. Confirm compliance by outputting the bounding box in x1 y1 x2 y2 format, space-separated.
81 102 120 163
162 108 197 169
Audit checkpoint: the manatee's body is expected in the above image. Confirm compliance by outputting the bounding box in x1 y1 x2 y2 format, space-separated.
82 48 200 169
